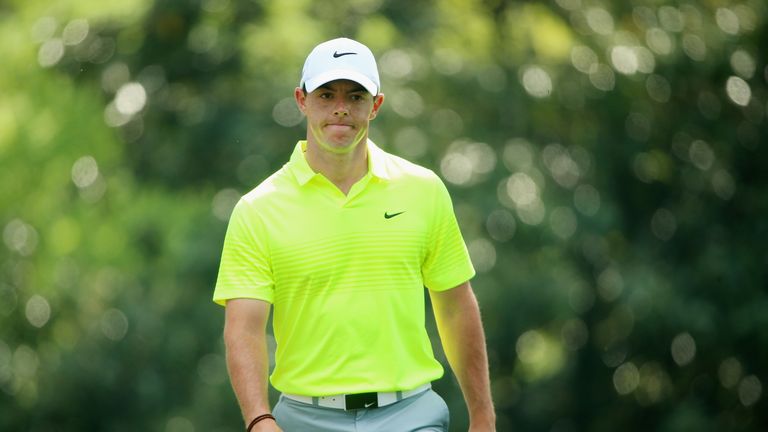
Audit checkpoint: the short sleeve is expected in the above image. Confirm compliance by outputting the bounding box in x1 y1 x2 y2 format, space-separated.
212 199 274 306
421 177 476 291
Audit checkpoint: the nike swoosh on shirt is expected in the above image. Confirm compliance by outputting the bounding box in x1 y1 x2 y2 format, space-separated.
384 211 405 219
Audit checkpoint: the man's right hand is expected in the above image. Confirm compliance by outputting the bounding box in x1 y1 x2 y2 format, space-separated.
251 418 282 432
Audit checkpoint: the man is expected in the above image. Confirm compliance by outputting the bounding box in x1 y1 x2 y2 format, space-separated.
213 37 495 432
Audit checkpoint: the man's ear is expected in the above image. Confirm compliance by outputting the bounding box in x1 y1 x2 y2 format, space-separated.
294 87 307 113
369 93 385 120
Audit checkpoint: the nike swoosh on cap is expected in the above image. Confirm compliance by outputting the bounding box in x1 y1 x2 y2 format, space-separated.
333 51 357 58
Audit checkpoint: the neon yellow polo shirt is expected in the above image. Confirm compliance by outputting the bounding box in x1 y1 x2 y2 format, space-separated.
213 140 475 396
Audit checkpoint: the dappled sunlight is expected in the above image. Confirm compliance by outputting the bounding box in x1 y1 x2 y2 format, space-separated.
2 0 766 429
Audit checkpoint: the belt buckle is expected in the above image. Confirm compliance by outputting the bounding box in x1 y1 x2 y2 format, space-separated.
344 392 378 410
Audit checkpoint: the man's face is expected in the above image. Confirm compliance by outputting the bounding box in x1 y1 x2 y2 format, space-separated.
295 79 384 155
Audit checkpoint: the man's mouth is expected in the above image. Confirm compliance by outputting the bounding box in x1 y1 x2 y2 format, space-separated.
326 123 354 130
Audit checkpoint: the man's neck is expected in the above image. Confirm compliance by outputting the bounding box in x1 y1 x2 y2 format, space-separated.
304 138 369 195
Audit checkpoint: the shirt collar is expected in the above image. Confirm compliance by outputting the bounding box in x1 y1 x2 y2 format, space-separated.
288 139 391 186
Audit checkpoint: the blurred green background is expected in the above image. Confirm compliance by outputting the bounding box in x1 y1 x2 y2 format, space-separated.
1 0 766 430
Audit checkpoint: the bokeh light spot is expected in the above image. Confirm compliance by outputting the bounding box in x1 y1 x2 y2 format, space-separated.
477 64 507 92
430 109 464 138
670 332 696 366
688 140 714 170
502 139 534 171
730 50 756 79
13 345 39 380
389 88 423 118
101 309 129 341
716 8 740 35
3 219 39 256
441 141 496 186
542 144 580 188
380 49 414 79
25 295 51 328
38 39 65 68
104 101 132 127
651 208 677 241
0 285 18 317
602 344 628 368
187 24 218 54
236 154 268 186
431 48 463 76
71 155 99 188
645 28 674 55
272 97 303 127
637 362 672 405
486 209 516 242
555 0 581 12
392 126 428 159
589 64 615 91
166 416 194 432
441 153 473 185
635 47 656 73
516 329 565 380
115 82 147 116
633 151 666 183
585 8 614 35
725 76 751 106
198 353 226 385
62 19 89 46
611 46 639 75
718 357 743 389
682 34 707 61
711 169 735 200
658 6 684 32
597 267 624 302
506 173 538 206
31 16 58 43
573 184 600 216
212 188 241 222
645 74 671 103
613 362 640 395
561 318 588 350
101 62 131 93
520 66 552 98
571 45 598 74
468 238 496 273
516 198 546 226
738 375 762 407
202 0 230 13
733 5 757 32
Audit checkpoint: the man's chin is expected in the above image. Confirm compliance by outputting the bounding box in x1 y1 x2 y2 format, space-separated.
320 136 365 154
324 142 357 154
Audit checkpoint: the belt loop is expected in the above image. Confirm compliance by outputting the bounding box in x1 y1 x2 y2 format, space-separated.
312 396 319 406
395 390 403 401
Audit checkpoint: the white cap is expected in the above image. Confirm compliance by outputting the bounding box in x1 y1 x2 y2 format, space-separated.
300 38 380 95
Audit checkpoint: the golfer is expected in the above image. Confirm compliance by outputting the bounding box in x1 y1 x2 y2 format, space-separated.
214 37 496 432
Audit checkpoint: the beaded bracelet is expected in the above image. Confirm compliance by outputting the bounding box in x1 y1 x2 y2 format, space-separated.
246 413 275 432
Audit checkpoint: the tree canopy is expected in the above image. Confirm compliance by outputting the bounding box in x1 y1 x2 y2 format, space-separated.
1 0 766 430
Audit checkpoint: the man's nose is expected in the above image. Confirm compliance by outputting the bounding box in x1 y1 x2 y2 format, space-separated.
333 99 349 116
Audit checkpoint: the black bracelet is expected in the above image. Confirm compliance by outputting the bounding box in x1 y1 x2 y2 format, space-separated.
246 413 275 432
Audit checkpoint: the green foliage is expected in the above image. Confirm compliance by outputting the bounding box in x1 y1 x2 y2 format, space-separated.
1 0 766 430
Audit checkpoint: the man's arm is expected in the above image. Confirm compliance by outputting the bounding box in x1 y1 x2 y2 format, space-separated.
429 281 496 431
224 298 281 432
